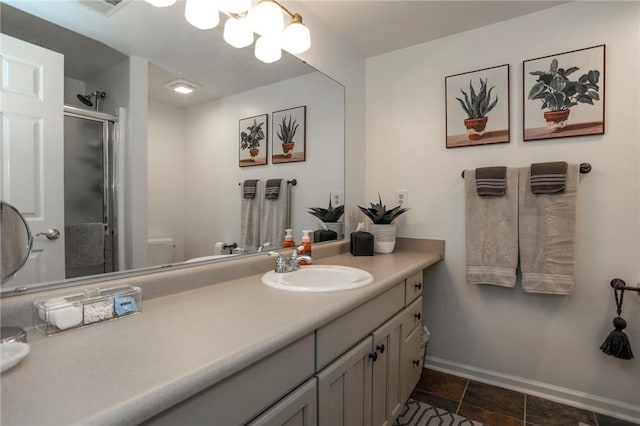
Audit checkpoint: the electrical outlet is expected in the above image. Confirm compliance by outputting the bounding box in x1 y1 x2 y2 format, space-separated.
396 190 409 208
330 191 344 207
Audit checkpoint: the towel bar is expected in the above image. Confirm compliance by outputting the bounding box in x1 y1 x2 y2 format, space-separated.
238 179 298 186
461 162 592 178
611 278 640 293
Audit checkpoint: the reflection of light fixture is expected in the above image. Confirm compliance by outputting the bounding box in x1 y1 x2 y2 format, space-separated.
144 0 310 63
165 79 201 95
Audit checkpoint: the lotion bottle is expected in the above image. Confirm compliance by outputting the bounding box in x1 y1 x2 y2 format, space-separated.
300 230 312 265
282 229 296 248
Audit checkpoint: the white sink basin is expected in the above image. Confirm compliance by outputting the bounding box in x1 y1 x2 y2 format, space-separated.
262 265 374 292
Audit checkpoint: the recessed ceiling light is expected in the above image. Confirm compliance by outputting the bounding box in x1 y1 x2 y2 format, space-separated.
165 79 201 95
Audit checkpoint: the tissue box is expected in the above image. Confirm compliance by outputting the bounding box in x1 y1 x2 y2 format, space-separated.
314 229 338 243
33 285 141 335
350 231 374 256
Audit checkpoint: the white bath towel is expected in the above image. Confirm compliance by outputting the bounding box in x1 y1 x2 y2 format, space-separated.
518 164 579 295
465 168 519 287
260 179 288 250
240 180 262 252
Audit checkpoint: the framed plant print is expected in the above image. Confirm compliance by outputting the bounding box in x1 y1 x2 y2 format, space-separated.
523 44 605 141
272 105 306 164
239 114 268 167
445 64 510 148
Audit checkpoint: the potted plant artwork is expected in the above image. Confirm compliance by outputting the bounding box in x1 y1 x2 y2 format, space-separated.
455 78 498 140
307 198 345 239
527 58 601 132
240 118 265 161
277 115 299 159
358 194 409 254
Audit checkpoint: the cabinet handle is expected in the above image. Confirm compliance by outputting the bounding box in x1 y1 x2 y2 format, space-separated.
376 344 385 354
413 359 420 367
414 313 421 320
369 352 378 362
414 282 422 290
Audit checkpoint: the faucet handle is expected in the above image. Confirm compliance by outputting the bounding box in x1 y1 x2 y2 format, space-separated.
268 251 286 272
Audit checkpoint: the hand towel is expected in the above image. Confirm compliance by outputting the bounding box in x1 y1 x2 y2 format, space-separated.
243 179 259 199
65 223 104 269
240 180 262 252
465 168 519 287
260 179 288 249
265 178 282 200
518 164 579 295
475 166 507 196
530 161 568 194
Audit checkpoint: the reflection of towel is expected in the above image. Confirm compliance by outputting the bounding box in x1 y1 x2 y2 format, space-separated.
519 164 579 295
265 179 282 200
243 179 259 199
260 179 288 249
240 180 261 252
475 166 507 196
530 161 568 194
465 168 519 287
65 223 104 268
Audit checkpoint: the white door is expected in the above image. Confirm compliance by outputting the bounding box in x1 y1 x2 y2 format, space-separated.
1 34 65 289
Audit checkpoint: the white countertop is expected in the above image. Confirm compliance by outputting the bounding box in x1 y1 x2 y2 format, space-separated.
0 248 441 425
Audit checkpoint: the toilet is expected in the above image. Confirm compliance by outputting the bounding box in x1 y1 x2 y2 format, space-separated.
147 237 174 266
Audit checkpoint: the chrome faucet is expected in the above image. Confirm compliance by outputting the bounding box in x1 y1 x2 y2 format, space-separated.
257 242 271 252
268 246 312 273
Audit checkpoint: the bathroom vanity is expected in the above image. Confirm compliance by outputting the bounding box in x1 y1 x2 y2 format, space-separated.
0 239 442 425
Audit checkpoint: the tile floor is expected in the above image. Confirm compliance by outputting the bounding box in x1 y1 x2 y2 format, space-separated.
411 368 639 426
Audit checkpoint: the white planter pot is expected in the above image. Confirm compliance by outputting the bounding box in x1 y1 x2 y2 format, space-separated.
369 224 396 254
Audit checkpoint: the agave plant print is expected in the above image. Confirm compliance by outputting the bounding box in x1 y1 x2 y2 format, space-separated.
272 105 306 164
523 45 605 141
445 64 510 148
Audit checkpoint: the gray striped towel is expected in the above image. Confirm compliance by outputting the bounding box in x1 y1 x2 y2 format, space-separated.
530 162 568 194
265 178 283 199
475 166 507 196
243 179 259 199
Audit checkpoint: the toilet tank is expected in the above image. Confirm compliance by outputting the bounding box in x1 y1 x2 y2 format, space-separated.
147 237 174 266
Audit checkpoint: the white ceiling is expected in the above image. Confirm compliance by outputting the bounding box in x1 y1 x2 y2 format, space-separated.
1 0 567 107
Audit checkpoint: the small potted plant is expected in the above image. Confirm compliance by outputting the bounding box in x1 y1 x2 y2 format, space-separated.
240 119 265 160
455 78 498 140
276 115 299 158
527 58 601 132
307 199 345 239
358 194 409 254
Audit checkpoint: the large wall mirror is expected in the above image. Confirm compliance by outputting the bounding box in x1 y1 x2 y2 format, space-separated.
0 0 345 295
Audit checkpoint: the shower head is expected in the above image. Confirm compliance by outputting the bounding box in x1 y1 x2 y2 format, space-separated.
76 91 106 110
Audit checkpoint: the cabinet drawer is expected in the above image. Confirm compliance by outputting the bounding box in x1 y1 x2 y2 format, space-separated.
403 296 423 338
146 334 315 426
401 325 423 402
405 271 423 304
316 282 404 370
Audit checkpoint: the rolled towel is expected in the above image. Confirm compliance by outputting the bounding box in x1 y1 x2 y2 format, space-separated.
243 179 259 199
265 178 283 200
475 166 507 196
530 161 568 194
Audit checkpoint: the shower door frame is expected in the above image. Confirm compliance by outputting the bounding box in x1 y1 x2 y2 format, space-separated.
63 105 119 273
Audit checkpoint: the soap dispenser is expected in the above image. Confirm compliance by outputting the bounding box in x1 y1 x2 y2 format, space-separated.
300 230 312 265
282 229 296 248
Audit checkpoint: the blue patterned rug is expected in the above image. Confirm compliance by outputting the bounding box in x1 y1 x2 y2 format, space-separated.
395 399 483 426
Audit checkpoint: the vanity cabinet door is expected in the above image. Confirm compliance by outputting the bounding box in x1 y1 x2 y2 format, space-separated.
401 323 424 402
247 378 317 426
317 337 373 426
371 311 405 426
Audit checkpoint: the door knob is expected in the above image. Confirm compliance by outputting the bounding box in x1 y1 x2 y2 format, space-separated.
414 313 422 320
369 352 378 362
37 228 61 240
376 344 385 354
414 282 422 290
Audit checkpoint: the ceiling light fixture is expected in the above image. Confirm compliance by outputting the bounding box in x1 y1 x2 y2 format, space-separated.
165 79 201 95
144 0 311 64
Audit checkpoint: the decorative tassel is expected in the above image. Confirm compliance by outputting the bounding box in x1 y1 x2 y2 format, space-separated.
600 282 634 360
600 316 634 360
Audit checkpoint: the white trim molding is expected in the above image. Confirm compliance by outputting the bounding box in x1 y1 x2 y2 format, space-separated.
425 356 640 423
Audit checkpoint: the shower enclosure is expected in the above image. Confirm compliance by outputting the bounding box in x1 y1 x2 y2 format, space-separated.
63 105 118 278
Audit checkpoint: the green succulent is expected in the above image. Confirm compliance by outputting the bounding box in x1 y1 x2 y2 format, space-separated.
455 78 498 119
240 119 265 150
277 115 299 142
308 198 344 223
358 194 409 225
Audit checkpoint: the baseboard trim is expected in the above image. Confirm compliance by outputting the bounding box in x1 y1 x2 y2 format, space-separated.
424 356 640 423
